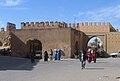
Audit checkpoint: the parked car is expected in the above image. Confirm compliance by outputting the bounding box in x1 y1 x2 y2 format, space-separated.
34 51 42 59
110 52 120 57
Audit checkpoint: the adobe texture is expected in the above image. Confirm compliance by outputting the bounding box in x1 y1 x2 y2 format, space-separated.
0 21 118 58
9 21 87 58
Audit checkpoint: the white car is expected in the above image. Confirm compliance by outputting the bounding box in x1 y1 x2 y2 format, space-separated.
110 52 120 57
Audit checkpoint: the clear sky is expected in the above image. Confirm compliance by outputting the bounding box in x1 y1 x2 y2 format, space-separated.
0 0 120 30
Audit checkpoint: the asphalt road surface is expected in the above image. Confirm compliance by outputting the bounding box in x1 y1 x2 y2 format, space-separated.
0 56 120 81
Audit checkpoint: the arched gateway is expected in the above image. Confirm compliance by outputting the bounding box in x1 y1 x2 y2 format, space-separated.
2 22 118 58
26 39 42 55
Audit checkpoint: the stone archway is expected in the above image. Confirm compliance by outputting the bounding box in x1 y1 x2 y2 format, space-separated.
87 36 107 57
26 39 42 54
87 36 103 49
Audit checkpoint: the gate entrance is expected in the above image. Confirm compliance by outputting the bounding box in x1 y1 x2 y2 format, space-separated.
26 39 42 54
87 36 105 57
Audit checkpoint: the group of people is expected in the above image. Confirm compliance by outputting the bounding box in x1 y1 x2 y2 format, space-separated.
87 49 97 63
30 48 97 70
53 48 61 61
30 48 62 63
79 48 97 69
44 48 62 62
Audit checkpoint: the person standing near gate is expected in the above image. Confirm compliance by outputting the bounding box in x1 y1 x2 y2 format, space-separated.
54 49 57 60
57 48 61 60
49 49 53 61
79 50 86 69
44 51 49 62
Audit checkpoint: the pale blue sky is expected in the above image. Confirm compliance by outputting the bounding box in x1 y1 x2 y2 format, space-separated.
0 0 120 30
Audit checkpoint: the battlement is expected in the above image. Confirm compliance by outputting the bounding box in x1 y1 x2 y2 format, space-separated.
7 22 16 32
78 22 116 32
70 22 111 27
21 21 68 29
21 21 112 28
21 21 116 32
1 28 4 32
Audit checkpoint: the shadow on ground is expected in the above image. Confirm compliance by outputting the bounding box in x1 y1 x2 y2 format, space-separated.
85 67 104 70
95 61 109 63
0 56 39 71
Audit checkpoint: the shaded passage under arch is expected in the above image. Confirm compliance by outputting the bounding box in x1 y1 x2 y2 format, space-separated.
26 39 42 55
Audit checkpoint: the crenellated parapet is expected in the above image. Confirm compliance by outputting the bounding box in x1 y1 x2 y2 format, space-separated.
21 21 68 29
1 27 5 32
78 22 116 32
7 22 16 32
21 21 116 32
67 22 111 28
21 21 111 29
67 22 115 32
77 22 110 27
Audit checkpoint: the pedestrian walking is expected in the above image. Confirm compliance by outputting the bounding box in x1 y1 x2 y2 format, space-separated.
79 50 86 69
87 49 92 63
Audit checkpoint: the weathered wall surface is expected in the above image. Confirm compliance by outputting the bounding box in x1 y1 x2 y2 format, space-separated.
78 22 116 33
70 29 88 58
0 31 9 46
107 32 120 53
79 31 88 51
11 28 72 58
1 21 119 58
71 29 80 58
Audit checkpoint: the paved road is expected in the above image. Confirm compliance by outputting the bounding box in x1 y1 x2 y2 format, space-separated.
0 56 120 81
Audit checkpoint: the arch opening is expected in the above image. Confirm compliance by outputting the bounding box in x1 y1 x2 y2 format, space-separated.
87 36 106 57
87 36 103 49
26 39 42 54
